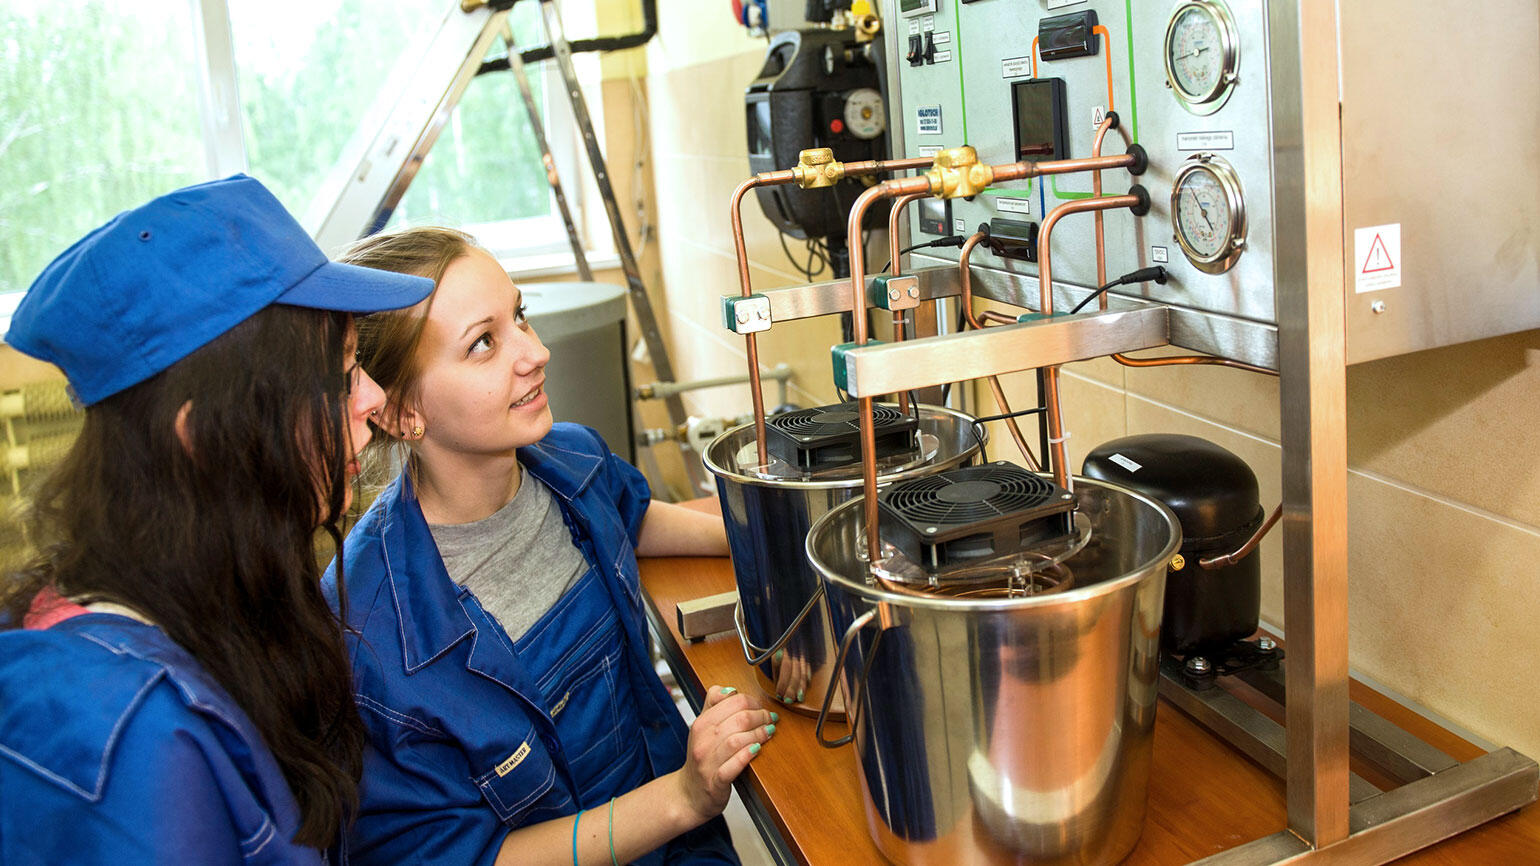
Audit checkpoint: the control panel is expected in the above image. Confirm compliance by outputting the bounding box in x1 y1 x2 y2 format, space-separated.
889 0 1278 362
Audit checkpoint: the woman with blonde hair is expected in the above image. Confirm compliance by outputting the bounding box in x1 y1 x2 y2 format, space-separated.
328 226 771 865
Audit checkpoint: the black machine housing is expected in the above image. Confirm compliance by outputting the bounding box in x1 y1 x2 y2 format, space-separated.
745 28 891 244
878 462 1075 572
1082 434 1264 656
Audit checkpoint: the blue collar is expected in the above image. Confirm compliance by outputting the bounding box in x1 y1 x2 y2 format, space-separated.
377 439 605 672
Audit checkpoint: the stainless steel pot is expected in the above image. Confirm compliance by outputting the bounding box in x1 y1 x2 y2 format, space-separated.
807 477 1180 865
704 405 982 715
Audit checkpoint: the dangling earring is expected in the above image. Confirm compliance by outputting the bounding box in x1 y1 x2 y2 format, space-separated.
411 425 424 439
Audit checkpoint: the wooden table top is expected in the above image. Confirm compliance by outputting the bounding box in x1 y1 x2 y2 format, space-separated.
639 555 1540 865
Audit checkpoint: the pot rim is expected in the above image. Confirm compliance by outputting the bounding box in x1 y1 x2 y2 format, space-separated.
702 403 986 492
806 474 1181 613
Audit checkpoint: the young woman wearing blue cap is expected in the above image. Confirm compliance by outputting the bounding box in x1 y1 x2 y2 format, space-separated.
0 175 434 863
327 227 772 865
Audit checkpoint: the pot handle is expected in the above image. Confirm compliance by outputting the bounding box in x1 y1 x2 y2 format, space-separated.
734 584 826 667
816 608 879 749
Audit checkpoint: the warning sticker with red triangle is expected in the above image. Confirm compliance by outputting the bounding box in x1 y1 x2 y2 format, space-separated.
1354 223 1401 293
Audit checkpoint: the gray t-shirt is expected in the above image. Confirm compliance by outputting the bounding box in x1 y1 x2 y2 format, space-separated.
428 470 589 642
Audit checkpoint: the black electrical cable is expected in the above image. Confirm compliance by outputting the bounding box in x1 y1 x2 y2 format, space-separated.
477 0 658 71
1069 265 1169 315
880 235 965 273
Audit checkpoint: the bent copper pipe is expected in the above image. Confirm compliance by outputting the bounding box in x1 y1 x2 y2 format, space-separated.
888 192 928 414
1081 115 1279 377
1038 193 1143 490
729 174 794 465
848 176 933 563
729 158 939 465
980 310 1019 326
958 231 1041 471
1199 503 1282 569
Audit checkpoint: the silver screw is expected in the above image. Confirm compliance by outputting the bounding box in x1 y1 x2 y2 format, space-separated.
1258 636 1276 652
1185 656 1212 675
737 310 750 323
889 288 901 300
925 526 938 534
908 286 919 298
1370 300 1386 314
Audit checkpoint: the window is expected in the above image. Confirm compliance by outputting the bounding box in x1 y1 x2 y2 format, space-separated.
0 1 205 296
2 0 594 302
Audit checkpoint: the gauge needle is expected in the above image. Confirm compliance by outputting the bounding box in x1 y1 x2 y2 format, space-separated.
1185 189 1216 232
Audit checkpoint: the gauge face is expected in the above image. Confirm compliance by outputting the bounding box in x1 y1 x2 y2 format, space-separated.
1170 155 1246 274
843 88 886 140
1164 1 1238 114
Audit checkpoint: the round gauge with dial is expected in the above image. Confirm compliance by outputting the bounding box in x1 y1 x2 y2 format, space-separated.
1163 0 1239 115
842 88 886 140
1170 153 1246 274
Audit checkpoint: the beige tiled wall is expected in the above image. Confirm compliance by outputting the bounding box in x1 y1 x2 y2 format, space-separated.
632 3 1540 762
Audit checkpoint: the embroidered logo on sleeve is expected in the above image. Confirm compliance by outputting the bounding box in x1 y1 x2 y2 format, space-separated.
495 741 531 777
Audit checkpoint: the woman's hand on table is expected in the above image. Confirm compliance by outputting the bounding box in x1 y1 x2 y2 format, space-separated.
671 685 778 824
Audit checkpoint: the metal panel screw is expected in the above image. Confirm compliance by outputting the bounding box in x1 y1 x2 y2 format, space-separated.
1370 300 1386 314
1185 656 1212 675
1258 636 1276 652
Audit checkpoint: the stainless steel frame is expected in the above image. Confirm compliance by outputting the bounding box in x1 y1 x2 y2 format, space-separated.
858 0 1537 860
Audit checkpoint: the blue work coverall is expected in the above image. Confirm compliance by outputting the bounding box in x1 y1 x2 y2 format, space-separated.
325 423 737 865
0 615 323 864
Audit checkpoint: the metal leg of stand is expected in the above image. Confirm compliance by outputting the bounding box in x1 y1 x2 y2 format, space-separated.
500 24 592 283
537 0 706 493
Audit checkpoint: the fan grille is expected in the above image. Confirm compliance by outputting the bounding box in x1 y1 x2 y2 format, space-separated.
884 464 1058 526
768 403 907 440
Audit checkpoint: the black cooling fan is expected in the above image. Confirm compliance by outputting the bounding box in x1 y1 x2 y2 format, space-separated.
765 402 919 471
878 462 1076 571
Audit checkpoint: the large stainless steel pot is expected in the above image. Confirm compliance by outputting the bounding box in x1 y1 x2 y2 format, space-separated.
704 405 982 715
807 477 1180 864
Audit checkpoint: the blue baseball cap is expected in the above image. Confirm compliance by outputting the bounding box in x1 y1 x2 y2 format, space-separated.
5 174 434 406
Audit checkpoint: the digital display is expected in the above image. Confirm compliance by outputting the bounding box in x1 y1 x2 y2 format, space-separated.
1012 78 1068 163
917 197 950 236
899 0 938 16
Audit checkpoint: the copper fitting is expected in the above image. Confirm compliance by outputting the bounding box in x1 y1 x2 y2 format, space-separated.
790 148 843 189
925 146 996 199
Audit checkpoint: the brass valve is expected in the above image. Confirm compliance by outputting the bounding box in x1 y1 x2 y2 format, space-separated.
791 148 845 189
926 146 995 199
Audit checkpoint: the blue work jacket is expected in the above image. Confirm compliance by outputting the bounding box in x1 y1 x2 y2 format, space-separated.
326 423 736 865
0 615 322 865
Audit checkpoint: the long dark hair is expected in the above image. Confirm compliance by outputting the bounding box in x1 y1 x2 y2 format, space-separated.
0 304 365 847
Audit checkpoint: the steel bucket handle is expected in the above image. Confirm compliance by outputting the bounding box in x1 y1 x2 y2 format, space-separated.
733 584 826 666
815 608 882 748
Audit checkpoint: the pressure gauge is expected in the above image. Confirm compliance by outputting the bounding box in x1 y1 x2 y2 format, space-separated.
843 88 886 140
1170 153 1246 274
1163 0 1239 115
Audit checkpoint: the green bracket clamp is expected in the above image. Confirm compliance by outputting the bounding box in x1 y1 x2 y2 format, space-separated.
721 294 772 334
831 339 884 394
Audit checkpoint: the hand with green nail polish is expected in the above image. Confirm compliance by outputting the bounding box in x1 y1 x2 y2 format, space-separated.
670 684 777 826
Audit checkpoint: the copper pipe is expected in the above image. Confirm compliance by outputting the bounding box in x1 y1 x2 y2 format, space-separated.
729 159 940 466
958 230 1041 471
730 175 791 465
1038 193 1143 489
980 310 1019 326
848 177 932 563
888 192 928 414
1199 503 1283 569
1113 352 1277 375
990 152 1136 184
841 156 936 178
